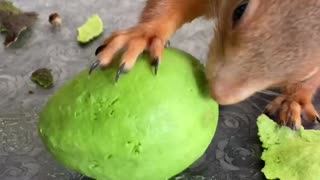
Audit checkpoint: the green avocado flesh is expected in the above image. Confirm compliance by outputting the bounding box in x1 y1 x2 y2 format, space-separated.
257 115 320 180
39 48 219 180
77 14 103 43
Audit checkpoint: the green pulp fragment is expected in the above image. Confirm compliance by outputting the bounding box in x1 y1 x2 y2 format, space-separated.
257 114 320 180
77 14 103 43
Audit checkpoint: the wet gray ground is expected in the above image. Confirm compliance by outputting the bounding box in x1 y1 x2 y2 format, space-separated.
1 1 319 180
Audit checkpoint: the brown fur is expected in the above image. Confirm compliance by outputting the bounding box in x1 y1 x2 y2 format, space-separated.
95 0 320 129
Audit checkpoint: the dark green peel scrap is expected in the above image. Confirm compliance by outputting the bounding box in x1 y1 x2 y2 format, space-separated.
0 0 22 15
31 68 54 89
0 27 6 32
0 1 38 47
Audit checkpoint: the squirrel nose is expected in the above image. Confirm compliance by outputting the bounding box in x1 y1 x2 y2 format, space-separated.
209 80 236 105
209 76 250 105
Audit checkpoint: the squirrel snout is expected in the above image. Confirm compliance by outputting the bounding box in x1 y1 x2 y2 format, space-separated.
208 76 255 105
209 80 238 105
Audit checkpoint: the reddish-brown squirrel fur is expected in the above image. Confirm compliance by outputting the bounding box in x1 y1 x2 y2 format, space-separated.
94 0 320 129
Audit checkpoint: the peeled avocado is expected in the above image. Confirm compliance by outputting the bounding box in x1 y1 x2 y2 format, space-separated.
39 48 219 180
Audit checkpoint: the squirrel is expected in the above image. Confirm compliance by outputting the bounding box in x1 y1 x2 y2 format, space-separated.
90 0 320 130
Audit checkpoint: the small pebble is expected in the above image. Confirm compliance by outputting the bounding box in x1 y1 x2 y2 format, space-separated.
49 12 62 27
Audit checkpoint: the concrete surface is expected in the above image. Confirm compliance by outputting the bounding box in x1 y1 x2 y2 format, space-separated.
1 1 319 180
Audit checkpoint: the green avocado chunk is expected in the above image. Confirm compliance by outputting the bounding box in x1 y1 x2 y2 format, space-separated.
77 14 103 43
257 114 320 180
39 48 219 180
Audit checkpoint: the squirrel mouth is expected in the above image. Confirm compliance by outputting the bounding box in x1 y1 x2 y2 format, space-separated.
208 79 255 105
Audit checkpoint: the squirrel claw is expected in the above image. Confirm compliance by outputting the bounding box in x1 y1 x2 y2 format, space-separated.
115 63 127 83
89 60 100 75
165 40 171 48
152 57 160 75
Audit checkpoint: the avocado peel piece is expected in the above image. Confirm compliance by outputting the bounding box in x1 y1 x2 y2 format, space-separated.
0 1 38 47
31 68 54 89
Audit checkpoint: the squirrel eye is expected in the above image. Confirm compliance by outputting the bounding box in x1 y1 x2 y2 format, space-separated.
232 0 249 27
